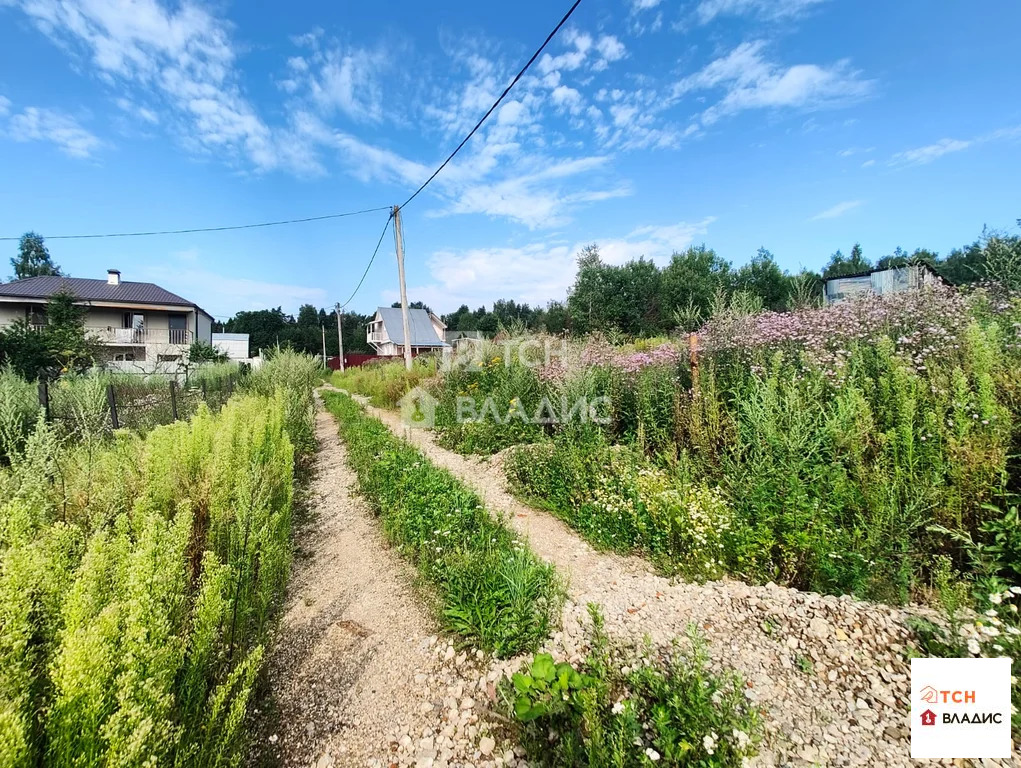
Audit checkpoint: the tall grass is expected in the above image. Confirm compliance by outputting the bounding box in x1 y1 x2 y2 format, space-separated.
439 289 1021 605
0 356 313 765
330 355 438 408
322 390 561 656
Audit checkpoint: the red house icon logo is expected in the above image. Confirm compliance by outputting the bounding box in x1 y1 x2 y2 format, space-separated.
921 709 937 726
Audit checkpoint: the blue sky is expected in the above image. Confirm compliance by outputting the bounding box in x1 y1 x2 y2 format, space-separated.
1 0 1019 320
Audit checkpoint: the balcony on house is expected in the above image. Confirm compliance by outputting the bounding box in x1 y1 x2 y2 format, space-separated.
87 326 194 346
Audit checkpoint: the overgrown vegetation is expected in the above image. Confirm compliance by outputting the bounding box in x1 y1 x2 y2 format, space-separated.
502 606 761 767
0 352 318 766
330 355 437 408
322 390 560 657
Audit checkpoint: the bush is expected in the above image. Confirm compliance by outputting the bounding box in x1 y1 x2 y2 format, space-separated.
246 349 320 457
0 389 301 766
331 356 437 409
322 390 561 656
502 606 761 767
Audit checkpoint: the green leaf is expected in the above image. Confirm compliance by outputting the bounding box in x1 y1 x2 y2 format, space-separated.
512 673 533 695
531 653 555 682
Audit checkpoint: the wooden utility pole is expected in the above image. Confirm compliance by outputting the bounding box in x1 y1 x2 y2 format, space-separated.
321 324 327 367
335 303 345 373
392 205 413 371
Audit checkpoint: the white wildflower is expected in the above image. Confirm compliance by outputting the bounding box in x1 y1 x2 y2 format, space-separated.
645 747 660 762
967 638 981 655
989 592 1002 604
612 701 625 715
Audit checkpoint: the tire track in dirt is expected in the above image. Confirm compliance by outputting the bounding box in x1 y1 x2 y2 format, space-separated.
254 396 508 768
339 389 1018 767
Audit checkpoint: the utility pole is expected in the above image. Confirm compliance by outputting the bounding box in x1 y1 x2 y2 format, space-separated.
321 324 327 368
335 303 345 373
392 204 413 370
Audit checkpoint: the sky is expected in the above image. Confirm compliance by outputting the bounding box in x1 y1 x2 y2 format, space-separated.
1 0 1019 320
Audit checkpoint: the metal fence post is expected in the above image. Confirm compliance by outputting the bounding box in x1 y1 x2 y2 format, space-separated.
170 380 179 421
106 384 119 430
38 380 50 422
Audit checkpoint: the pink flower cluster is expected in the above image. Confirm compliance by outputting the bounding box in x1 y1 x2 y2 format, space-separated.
617 344 681 373
697 287 971 375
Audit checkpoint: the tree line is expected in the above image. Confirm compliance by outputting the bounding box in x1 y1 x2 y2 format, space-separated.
7 222 1018 362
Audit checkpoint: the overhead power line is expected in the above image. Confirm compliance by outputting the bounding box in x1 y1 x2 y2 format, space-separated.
338 210 394 309
399 0 584 210
0 205 391 241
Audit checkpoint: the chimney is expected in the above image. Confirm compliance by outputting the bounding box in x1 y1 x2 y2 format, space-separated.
107 269 121 286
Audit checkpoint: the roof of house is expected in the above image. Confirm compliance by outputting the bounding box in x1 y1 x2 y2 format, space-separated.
823 262 941 283
373 307 448 347
0 276 212 318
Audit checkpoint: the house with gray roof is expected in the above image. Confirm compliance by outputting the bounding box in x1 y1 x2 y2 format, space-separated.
367 306 448 357
0 269 213 372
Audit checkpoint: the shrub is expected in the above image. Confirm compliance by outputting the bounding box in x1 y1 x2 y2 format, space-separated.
246 349 319 457
0 388 301 766
331 356 437 408
502 606 761 767
322 390 561 656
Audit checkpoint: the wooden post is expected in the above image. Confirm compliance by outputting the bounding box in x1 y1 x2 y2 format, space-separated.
38 380 50 422
201 380 208 405
106 384 119 430
688 333 699 395
169 380 179 421
336 303 345 373
393 205 413 371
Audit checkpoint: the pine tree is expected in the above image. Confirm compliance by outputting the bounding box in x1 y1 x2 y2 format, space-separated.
11 233 62 280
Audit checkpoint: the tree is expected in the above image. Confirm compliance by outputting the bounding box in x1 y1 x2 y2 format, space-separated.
11 232 62 280
733 248 789 311
223 308 288 355
0 289 95 378
659 245 732 330
566 245 608 334
296 304 320 327
822 244 872 279
188 340 228 363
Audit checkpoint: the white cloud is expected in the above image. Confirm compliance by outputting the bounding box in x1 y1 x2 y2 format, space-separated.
674 41 874 126
809 200 862 221
0 95 10 117
404 217 715 312
6 0 314 173
289 34 390 123
889 137 971 167
887 125 1021 168
5 106 102 158
695 0 827 24
632 0 663 8
837 146 873 157
116 97 159 124
439 156 629 229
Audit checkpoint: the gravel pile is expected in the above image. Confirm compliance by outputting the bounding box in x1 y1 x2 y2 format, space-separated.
352 395 1019 767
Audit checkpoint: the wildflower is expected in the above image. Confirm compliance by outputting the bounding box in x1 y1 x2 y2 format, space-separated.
703 732 718 755
612 701 626 715
967 638 981 655
989 592 1002 605
645 748 660 762
1009 586 1021 595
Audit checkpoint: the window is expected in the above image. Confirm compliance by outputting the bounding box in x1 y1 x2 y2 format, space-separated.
112 352 136 362
122 312 145 330
28 305 47 326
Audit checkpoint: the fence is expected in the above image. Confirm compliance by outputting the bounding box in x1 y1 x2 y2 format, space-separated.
39 375 238 434
327 353 381 370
